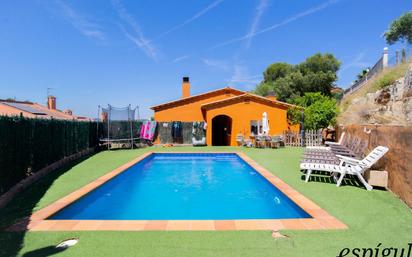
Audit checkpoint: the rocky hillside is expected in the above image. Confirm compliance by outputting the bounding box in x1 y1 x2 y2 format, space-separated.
339 63 412 125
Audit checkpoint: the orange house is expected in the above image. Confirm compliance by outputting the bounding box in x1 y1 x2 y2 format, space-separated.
151 77 301 146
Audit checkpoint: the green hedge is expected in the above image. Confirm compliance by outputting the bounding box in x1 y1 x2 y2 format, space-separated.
0 116 99 194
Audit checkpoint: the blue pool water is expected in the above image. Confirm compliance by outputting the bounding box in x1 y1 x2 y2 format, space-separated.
49 153 310 220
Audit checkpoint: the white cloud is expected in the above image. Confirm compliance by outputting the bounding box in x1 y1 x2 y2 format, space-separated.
227 64 261 89
245 0 269 49
340 51 371 73
173 55 190 63
53 0 104 40
228 74 262 83
202 59 261 88
112 0 159 61
338 50 372 86
202 58 230 71
211 0 340 50
156 0 224 39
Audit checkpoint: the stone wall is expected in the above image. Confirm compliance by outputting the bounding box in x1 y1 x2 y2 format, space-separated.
338 125 412 207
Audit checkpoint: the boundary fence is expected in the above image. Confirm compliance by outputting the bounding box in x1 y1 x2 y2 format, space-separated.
0 116 98 195
283 130 322 147
344 46 412 96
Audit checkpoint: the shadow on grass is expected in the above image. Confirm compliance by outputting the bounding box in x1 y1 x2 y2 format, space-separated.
0 154 94 257
300 170 365 189
21 245 67 257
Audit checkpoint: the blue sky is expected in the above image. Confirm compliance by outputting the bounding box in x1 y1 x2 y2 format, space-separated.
0 0 411 119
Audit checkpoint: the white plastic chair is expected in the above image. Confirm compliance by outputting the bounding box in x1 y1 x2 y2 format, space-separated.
300 146 389 191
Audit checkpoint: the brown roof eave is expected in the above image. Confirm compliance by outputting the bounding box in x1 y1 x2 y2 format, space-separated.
201 93 304 110
150 87 245 111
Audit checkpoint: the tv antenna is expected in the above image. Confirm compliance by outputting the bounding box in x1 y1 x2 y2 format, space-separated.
47 87 53 97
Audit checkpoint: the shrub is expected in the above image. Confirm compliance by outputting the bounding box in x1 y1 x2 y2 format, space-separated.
288 93 339 130
374 72 399 89
372 62 410 90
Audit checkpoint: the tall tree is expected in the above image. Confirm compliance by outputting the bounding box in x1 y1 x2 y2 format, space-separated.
263 63 294 82
298 53 340 75
254 53 340 102
384 12 412 44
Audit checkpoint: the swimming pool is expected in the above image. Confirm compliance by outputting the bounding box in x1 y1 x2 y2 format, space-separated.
49 153 310 220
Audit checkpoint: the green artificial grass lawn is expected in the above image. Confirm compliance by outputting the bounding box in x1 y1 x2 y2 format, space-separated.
0 147 411 257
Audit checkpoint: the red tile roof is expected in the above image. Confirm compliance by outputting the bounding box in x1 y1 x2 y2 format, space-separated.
200 93 303 110
150 87 245 111
0 99 90 121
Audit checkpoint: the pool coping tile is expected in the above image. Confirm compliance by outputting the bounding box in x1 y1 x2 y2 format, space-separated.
13 151 346 231
214 220 236 230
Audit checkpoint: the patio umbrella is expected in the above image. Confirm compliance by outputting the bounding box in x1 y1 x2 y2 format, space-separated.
262 112 270 135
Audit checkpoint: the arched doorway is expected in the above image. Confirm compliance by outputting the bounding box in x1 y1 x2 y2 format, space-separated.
212 115 232 146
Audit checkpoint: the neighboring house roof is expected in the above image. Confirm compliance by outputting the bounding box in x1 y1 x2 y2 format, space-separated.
0 99 90 121
150 87 245 111
200 93 303 110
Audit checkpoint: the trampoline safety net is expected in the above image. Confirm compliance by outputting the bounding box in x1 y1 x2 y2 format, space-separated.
99 105 140 148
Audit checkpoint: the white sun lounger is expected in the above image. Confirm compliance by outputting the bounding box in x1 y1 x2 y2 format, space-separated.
300 146 389 190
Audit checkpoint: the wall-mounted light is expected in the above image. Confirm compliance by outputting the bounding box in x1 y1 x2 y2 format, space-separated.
363 127 372 134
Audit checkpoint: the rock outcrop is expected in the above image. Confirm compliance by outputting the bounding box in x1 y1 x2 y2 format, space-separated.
339 65 412 125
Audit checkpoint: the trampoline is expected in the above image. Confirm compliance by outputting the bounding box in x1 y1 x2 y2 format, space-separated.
98 104 140 149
